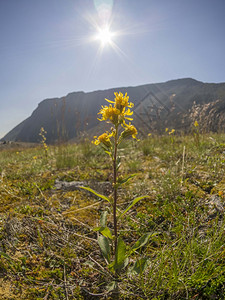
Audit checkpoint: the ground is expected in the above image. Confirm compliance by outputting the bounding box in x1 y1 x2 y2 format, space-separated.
0 134 225 299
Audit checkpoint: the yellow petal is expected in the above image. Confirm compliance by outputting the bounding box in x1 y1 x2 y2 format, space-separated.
105 98 115 103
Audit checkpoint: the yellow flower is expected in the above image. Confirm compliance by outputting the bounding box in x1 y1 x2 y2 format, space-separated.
92 136 99 145
123 108 133 122
165 128 169 132
98 92 135 126
194 120 199 127
218 191 223 197
169 129 175 135
106 92 134 112
33 156 37 160
121 123 138 140
39 127 47 136
148 133 152 137
98 105 120 124
92 132 113 148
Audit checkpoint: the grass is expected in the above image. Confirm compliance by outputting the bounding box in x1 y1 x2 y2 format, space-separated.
0 133 225 299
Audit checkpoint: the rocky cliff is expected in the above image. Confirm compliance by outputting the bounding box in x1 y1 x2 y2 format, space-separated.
3 78 225 143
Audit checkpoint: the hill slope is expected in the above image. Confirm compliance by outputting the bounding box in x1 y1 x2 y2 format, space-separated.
3 78 225 143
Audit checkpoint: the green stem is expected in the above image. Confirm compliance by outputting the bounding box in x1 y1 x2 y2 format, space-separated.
113 125 118 255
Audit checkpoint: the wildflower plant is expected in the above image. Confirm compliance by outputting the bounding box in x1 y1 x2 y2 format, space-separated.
169 128 175 143
193 120 200 147
81 92 150 290
39 127 49 158
165 128 175 144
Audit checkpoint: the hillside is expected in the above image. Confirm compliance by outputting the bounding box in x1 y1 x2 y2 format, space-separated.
2 78 225 143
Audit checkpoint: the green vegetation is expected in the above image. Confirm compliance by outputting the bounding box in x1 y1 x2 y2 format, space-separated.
0 132 225 299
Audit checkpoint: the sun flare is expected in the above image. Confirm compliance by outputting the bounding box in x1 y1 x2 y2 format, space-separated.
96 26 113 46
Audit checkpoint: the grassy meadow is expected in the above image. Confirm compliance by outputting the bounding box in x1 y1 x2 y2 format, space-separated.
0 132 225 299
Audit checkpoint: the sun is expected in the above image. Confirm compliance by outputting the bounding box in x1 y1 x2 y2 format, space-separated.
96 26 113 47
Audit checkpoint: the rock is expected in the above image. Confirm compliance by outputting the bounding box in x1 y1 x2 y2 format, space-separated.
54 180 87 191
207 195 224 220
54 180 112 195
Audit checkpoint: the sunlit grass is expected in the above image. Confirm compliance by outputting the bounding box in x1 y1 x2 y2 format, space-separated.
0 132 225 298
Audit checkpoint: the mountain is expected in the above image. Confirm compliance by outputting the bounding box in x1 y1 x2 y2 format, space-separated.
2 78 225 143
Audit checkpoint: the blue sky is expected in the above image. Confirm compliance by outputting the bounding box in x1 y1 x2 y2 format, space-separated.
1 0 225 138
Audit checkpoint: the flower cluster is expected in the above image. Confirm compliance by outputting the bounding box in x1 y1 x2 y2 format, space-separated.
98 105 120 124
93 92 138 148
106 92 134 111
165 128 175 135
121 123 138 140
194 120 199 127
93 132 114 148
98 92 134 125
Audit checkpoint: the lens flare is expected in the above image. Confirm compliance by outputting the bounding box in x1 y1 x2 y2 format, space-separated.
94 0 113 25
96 26 113 46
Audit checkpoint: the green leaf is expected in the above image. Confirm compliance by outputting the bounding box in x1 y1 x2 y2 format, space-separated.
108 260 115 270
104 150 112 157
130 232 156 254
118 195 150 219
98 235 111 263
93 226 113 239
93 226 101 232
117 174 137 185
130 258 149 274
100 211 108 227
115 237 127 271
80 186 111 204
100 227 113 239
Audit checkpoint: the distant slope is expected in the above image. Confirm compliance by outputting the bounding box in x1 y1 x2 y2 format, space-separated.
3 118 29 141
3 78 225 143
